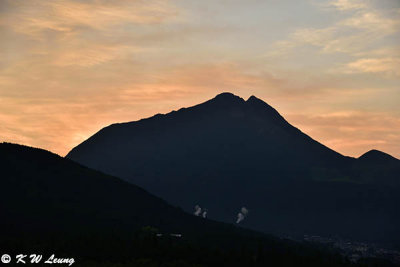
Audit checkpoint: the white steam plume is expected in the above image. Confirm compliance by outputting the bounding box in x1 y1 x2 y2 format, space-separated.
236 206 249 224
202 209 207 218
236 213 244 223
194 205 202 216
241 207 248 216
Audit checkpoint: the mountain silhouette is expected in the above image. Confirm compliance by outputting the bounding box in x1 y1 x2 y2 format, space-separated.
359 149 399 164
67 93 400 245
1 142 358 266
0 142 195 235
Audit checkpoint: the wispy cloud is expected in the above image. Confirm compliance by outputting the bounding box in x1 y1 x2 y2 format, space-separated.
0 0 178 35
345 57 400 77
328 0 366 11
267 0 400 79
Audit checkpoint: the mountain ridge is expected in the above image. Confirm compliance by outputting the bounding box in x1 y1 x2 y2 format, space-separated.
78 92 396 162
359 149 399 162
66 92 400 245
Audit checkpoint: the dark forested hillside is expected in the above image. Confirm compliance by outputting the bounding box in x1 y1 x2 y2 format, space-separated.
0 142 364 266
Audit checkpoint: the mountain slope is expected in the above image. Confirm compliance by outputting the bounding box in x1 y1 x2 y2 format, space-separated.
66 92 400 245
0 142 195 235
0 142 357 266
359 149 399 164
349 150 400 185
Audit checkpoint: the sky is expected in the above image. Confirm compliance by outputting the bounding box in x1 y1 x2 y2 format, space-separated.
1 0 399 158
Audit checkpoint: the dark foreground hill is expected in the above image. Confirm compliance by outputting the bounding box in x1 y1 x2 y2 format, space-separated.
0 142 362 266
67 92 400 246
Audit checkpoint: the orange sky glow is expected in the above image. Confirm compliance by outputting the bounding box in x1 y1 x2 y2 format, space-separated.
1 0 399 158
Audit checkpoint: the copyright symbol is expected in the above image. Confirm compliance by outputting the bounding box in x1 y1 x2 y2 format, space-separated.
1 254 11 263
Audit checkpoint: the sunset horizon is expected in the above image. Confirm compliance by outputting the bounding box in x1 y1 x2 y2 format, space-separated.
2 1 400 265
1 0 399 157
